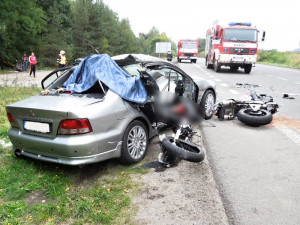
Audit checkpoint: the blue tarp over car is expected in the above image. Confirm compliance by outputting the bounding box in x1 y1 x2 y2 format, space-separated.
63 54 147 104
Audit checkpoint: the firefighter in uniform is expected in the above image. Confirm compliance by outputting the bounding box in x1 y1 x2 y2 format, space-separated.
57 50 67 68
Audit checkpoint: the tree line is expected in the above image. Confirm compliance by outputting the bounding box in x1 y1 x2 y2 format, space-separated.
0 0 206 68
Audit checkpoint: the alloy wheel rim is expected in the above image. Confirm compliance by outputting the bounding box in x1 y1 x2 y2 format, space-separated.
205 93 215 116
127 126 147 159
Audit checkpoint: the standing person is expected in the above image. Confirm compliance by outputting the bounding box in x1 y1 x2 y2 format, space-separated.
57 50 67 68
29 52 37 77
22 53 28 71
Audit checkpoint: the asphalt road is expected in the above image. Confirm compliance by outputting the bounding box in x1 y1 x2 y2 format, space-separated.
177 59 300 225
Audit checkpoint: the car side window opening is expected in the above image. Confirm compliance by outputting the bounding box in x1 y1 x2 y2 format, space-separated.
122 63 145 76
150 68 195 100
42 68 73 89
42 67 108 96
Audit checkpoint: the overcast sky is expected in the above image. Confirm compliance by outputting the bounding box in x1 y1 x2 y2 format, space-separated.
102 0 300 51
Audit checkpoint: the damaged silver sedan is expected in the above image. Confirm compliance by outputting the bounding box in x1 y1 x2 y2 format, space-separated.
6 54 216 165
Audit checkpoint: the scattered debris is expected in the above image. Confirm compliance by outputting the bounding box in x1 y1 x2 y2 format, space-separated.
236 83 262 88
283 93 298 99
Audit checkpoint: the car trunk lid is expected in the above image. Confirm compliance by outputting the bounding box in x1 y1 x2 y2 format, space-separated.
6 94 104 139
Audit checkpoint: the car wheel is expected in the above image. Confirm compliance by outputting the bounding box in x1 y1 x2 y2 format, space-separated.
119 120 148 164
200 90 215 120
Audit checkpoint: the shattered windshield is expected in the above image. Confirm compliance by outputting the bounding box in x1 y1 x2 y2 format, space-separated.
122 63 145 76
224 29 257 42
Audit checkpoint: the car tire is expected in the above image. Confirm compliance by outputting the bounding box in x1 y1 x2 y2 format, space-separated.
214 59 221 72
244 64 252 74
237 108 272 126
200 90 215 120
119 120 148 164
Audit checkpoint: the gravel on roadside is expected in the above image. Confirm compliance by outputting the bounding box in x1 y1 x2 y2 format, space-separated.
131 126 229 225
0 70 53 87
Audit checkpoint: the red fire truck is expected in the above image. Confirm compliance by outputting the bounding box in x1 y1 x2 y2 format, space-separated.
177 40 199 63
205 22 265 73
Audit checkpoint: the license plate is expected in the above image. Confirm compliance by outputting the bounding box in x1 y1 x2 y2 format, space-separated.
24 121 50 133
233 57 244 61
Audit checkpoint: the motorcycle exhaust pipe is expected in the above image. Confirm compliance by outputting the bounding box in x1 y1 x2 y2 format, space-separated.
223 114 234 120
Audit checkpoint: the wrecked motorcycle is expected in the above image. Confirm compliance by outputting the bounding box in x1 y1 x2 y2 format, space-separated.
154 99 205 167
213 91 279 126
158 125 205 167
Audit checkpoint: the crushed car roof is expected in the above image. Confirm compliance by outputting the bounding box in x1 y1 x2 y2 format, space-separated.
63 54 147 104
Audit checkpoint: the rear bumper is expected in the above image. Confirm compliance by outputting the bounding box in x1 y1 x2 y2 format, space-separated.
218 54 256 64
179 56 197 60
8 128 122 165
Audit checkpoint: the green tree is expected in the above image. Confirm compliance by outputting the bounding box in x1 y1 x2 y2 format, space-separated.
37 0 73 67
197 38 206 53
118 19 137 53
72 0 94 58
72 0 137 57
0 0 45 64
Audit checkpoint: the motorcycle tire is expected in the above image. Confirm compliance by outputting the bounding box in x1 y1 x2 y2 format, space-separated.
237 108 272 126
161 137 205 163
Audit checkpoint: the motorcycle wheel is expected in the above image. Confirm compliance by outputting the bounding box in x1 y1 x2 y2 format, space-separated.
161 137 205 163
237 108 272 126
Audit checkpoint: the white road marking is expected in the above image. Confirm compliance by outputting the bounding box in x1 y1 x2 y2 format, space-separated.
193 64 201 69
258 64 300 74
295 82 300 85
275 126 300 146
209 75 215 78
206 73 211 75
277 77 288 81
214 79 221 82
229 89 240 95
220 83 228 87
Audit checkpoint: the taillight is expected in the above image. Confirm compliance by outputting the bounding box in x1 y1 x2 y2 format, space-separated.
57 119 93 135
7 113 15 122
7 113 18 128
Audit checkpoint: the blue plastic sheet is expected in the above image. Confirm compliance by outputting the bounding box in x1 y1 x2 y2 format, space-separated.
63 54 147 104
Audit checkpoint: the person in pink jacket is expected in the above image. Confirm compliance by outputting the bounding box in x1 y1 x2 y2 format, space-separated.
29 52 37 77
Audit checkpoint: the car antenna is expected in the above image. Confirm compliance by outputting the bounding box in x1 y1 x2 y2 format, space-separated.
41 17 100 54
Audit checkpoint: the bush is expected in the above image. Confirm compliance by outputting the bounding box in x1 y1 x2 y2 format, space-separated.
258 50 300 69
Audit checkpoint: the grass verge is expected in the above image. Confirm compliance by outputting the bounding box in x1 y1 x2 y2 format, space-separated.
0 86 146 224
258 50 300 69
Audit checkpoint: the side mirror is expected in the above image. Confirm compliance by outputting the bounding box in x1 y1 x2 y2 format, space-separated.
261 31 266 41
